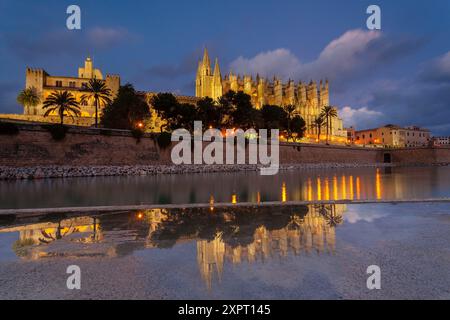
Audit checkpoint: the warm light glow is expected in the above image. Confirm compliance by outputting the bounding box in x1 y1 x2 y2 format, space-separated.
231 194 237 204
317 177 322 201
209 195 214 211
281 182 287 202
341 175 347 199
356 177 361 200
137 212 144 219
324 178 330 201
349 176 354 200
307 178 312 201
376 169 382 200
333 176 338 200
137 122 143 128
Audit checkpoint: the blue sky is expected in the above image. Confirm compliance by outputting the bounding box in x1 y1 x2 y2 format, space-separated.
1 0 450 134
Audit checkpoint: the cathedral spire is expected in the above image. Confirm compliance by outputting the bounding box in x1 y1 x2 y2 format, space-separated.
202 47 210 67
213 58 221 78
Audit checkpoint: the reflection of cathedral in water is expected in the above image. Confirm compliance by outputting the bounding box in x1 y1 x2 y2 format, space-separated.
0 203 346 289
196 204 345 289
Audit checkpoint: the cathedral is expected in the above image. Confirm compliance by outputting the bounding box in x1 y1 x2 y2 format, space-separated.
195 48 346 139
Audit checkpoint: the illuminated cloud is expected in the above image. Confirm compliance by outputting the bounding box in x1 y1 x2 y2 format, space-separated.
340 106 383 128
229 29 423 89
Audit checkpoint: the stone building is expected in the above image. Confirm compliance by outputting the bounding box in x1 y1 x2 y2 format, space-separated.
355 124 431 148
432 136 450 147
24 57 120 117
195 48 346 138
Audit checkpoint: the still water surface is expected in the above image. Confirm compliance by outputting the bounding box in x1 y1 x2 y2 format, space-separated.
1 166 450 209
1 202 450 299
1 166 450 298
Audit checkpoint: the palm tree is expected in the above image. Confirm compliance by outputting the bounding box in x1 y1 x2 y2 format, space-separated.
42 91 81 124
17 87 40 115
312 116 325 143
321 106 338 144
80 79 112 127
282 104 296 141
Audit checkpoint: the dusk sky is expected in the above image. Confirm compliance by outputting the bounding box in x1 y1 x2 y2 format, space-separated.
1 0 450 134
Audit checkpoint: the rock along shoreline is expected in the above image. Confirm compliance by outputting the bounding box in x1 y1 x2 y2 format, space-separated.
1 162 448 180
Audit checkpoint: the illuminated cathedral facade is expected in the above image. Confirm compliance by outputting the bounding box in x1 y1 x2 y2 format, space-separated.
195 48 346 139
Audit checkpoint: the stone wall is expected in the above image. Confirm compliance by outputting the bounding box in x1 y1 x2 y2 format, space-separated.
0 124 168 167
386 147 450 164
1 123 450 168
0 114 95 126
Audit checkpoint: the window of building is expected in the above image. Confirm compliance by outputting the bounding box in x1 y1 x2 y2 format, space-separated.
69 81 76 88
55 80 62 87
369 133 372 138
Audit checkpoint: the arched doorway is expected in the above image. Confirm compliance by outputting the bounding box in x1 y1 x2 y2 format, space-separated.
383 153 391 163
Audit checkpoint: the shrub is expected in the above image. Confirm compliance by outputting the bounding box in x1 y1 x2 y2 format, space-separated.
0 122 19 135
42 124 68 141
131 128 144 143
99 129 113 136
156 132 172 149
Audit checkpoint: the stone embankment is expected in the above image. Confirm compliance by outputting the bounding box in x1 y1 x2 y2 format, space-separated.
0 163 395 180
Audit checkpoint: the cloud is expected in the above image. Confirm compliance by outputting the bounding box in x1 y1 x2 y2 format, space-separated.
340 106 383 128
86 27 131 49
365 51 450 135
344 207 388 224
229 48 301 79
418 51 450 83
227 29 433 132
4 27 132 61
145 50 201 79
229 29 424 91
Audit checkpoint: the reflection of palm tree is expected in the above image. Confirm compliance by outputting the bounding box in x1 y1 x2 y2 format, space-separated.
39 221 75 244
314 204 343 227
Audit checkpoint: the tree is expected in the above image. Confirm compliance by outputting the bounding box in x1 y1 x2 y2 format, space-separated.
196 97 224 129
101 84 151 130
260 105 287 130
321 106 338 144
283 104 297 141
174 103 198 132
17 87 40 115
225 91 258 130
150 92 180 131
80 79 112 127
42 91 81 125
312 116 325 143
290 115 306 142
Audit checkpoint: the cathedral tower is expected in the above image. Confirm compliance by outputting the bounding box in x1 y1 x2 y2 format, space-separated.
195 48 222 100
